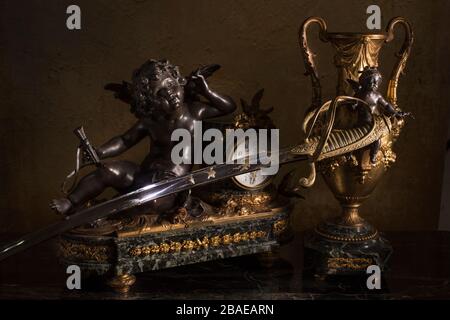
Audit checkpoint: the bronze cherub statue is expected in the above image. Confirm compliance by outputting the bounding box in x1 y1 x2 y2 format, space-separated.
50 59 236 220
348 66 412 163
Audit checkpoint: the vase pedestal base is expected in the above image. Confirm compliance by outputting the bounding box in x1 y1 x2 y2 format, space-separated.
304 221 393 276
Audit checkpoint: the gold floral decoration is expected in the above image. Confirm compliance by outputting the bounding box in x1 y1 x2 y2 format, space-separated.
128 230 268 257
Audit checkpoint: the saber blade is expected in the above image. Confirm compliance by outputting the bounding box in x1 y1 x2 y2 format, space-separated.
0 148 306 262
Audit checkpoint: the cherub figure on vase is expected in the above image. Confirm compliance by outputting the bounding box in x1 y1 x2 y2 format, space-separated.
348 66 412 164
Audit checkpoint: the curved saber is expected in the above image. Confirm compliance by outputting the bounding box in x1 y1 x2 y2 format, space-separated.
0 110 393 262
0 148 305 262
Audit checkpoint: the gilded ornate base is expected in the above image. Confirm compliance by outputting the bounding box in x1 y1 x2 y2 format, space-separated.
194 183 276 217
304 223 392 276
106 274 136 293
57 199 293 291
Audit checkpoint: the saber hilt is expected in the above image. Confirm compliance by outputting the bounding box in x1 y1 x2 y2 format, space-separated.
73 126 101 166
61 126 101 194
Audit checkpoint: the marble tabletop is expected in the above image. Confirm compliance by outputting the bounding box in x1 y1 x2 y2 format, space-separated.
0 231 449 300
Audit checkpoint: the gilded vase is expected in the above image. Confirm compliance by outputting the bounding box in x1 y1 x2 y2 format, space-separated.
299 16 413 274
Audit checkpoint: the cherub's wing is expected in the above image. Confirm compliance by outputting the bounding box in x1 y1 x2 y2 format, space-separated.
104 81 133 104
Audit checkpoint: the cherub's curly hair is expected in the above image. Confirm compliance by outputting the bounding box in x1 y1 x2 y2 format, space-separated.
358 66 382 86
130 59 186 117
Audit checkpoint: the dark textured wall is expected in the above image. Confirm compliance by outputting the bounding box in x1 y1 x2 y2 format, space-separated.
0 0 449 234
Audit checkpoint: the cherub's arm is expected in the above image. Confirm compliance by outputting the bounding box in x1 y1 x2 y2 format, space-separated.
189 74 236 119
378 96 398 116
97 120 147 159
379 95 413 119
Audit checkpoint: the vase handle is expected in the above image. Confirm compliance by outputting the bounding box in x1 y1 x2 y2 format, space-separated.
299 17 328 117
385 17 414 108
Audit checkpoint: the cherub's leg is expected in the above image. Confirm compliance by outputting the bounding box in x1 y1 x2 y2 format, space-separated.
369 139 381 164
50 161 139 215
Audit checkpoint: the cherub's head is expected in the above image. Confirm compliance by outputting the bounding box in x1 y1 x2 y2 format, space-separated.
131 59 186 117
359 66 382 91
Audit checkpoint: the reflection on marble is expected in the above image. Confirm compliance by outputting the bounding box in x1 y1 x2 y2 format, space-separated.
0 232 449 299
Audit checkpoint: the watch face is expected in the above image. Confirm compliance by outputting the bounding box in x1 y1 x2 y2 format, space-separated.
229 138 273 190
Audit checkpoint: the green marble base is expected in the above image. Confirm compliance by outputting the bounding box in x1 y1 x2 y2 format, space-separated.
57 203 292 292
304 230 392 277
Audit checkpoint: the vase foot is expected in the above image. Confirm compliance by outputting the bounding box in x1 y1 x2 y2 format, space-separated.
304 225 392 276
315 215 379 242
